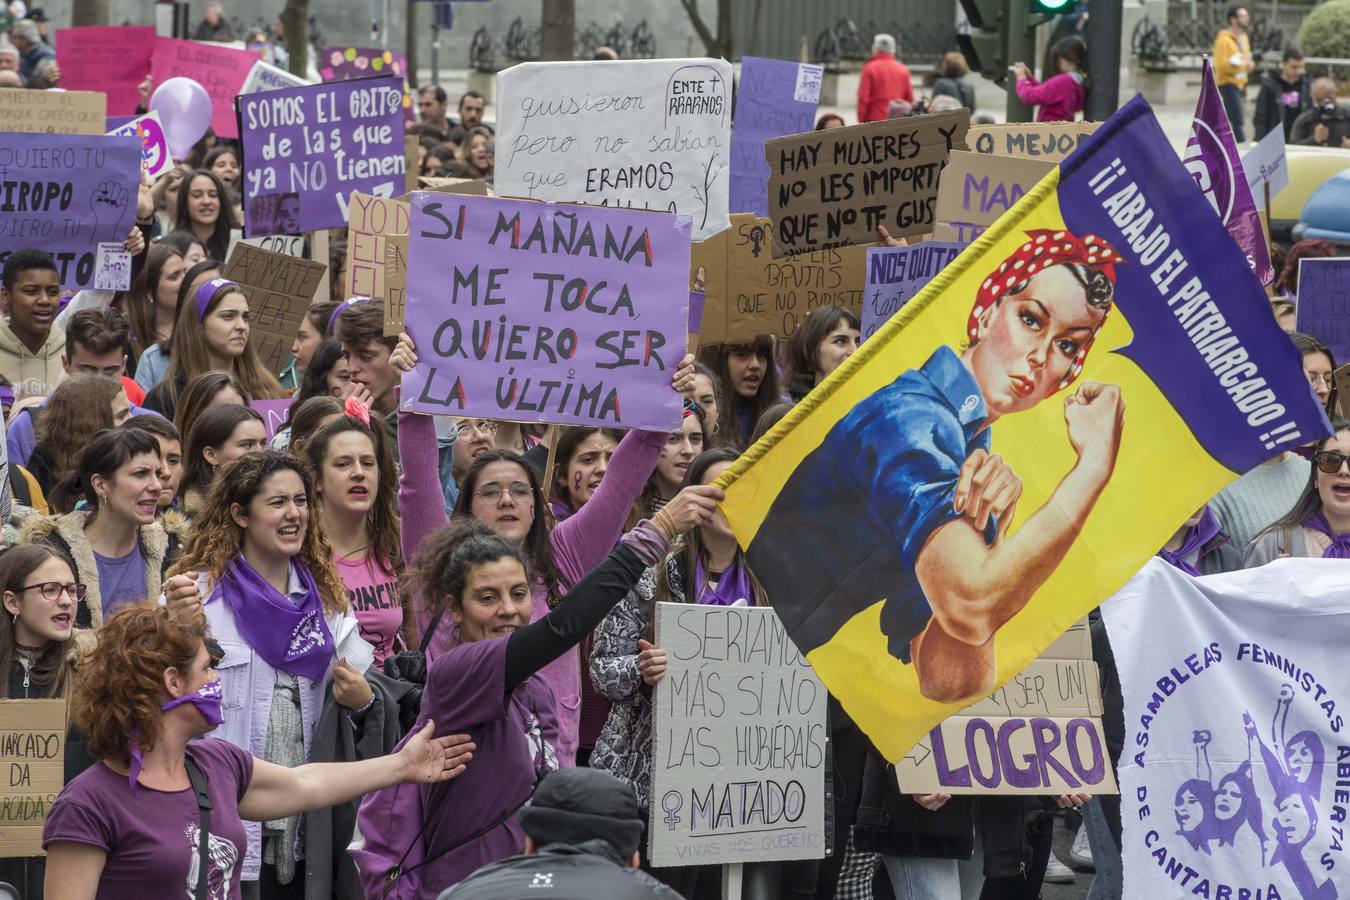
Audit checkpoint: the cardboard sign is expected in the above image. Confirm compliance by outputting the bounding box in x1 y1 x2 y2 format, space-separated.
765 110 970 257
240 59 310 94
384 234 408 337
106 110 173 179
0 699 66 857
318 46 415 126
729 57 821 217
150 37 259 139
0 90 105 134
401 193 690 430
1337 364 1350 421
238 77 406 236
1242 125 1289 211
344 192 410 304
495 57 733 241
648 604 827 868
1296 258 1350 364
222 243 326 375
0 133 141 290
934 150 1055 243
860 242 966 341
895 620 1117 795
55 26 155 117
403 133 418 194
695 213 871 343
968 121 1099 161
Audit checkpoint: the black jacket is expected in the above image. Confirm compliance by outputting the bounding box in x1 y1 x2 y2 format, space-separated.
438 841 683 900
1292 101 1350 147
1254 70 1311 140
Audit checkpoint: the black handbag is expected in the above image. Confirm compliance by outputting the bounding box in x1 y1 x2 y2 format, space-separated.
381 610 445 734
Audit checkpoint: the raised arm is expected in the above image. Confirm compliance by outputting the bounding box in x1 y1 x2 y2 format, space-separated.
551 355 697 584
589 570 655 702
914 383 1123 647
238 721 473 823
506 486 719 692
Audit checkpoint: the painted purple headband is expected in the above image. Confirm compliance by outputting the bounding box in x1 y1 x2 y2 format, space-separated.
195 278 238 320
328 296 371 336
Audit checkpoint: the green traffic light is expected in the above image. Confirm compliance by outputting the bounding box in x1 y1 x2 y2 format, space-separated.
1032 0 1075 12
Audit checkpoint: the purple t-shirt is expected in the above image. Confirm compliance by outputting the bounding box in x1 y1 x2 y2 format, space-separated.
43 738 253 900
363 637 560 896
95 542 148 619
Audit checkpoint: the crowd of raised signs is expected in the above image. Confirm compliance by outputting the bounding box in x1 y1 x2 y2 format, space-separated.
0 8 1348 900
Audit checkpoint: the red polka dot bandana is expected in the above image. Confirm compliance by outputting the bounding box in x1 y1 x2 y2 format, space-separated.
967 229 1125 390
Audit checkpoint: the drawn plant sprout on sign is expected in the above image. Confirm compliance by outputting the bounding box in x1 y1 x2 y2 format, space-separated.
664 64 728 232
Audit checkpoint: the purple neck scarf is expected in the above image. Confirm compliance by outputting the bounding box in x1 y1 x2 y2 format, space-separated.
694 553 754 606
1303 513 1350 559
128 680 224 789
1158 508 1222 575
209 556 334 681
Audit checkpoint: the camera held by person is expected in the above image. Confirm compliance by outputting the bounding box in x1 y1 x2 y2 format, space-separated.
1291 77 1350 147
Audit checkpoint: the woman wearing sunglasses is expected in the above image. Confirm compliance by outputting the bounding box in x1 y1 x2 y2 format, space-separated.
1244 420 1350 566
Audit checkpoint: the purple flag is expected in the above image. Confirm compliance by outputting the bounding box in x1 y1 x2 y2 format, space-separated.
1184 60 1273 286
729 57 822 216
236 76 406 236
401 193 691 430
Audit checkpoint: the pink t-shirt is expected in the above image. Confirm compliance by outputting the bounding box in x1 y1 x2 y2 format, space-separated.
336 551 403 664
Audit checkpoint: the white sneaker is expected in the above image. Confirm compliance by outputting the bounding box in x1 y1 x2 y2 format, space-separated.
1043 853 1075 884
1069 823 1095 871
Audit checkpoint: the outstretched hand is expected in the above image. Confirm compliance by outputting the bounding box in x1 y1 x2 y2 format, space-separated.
399 720 475 784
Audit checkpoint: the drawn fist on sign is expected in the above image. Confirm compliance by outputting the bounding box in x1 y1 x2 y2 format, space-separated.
90 181 132 246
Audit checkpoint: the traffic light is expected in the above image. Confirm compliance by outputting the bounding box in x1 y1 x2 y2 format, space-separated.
957 0 1037 121
1032 0 1076 12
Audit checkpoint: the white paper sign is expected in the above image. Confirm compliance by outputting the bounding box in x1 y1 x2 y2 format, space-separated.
240 59 310 94
1242 126 1289 210
648 603 827 868
495 58 733 241
794 64 823 104
106 111 173 180
243 234 305 257
93 242 131 291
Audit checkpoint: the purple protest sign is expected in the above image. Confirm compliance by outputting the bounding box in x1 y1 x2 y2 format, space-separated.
1295 258 1350 364
106 111 173 180
730 57 822 217
401 194 692 430
860 241 966 341
318 47 415 127
251 398 295 442
237 76 406 236
0 133 141 290
1184 60 1273 285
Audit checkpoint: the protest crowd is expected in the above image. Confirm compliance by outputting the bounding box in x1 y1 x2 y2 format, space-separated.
0 1 1347 900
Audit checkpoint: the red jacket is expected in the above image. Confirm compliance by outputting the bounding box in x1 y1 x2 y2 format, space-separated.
857 52 914 122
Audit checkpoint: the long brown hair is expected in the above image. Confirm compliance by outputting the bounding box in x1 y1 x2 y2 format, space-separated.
179 404 265 504
697 337 782 450
70 600 208 764
306 413 402 576
783 305 860 400
119 243 184 357
171 451 348 614
0 544 77 699
1260 419 1350 539
35 374 122 490
163 280 284 408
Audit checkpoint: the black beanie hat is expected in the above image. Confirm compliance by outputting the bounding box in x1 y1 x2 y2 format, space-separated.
517 768 645 859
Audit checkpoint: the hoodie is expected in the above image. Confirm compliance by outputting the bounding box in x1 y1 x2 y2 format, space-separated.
0 324 64 401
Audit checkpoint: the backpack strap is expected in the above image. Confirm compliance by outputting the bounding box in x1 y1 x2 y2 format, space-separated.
184 755 213 900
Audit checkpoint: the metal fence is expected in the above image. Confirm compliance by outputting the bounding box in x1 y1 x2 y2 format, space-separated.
813 18 957 69
1133 9 1295 68
468 18 657 71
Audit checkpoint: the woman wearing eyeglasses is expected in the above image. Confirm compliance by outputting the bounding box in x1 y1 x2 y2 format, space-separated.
0 544 95 899
25 428 179 629
387 334 697 766
1293 332 1337 416
1244 420 1350 566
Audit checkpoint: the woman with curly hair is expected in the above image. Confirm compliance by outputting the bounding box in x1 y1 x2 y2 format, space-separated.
161 451 394 894
41 600 474 899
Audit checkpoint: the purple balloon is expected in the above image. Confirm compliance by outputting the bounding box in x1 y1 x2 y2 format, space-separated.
149 76 214 160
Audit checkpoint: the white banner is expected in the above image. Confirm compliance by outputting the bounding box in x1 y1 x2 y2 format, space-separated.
1243 126 1290 211
494 57 732 241
1103 559 1349 900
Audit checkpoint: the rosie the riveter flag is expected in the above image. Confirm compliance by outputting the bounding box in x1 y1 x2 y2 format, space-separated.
1104 559 1349 899
714 96 1332 765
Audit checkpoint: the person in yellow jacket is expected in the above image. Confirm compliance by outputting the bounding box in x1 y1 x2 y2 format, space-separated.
1213 5 1256 140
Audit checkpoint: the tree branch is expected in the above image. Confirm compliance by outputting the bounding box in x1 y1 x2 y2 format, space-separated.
679 0 717 56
